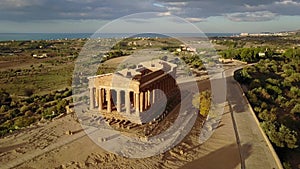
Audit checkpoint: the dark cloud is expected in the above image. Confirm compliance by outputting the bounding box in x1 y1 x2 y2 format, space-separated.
0 0 300 22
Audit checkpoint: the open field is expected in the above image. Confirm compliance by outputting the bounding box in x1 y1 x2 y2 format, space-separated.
0 39 84 96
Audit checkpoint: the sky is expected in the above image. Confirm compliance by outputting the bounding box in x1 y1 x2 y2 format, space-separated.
1 0 300 33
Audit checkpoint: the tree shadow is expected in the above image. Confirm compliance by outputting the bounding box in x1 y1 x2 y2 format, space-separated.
226 76 247 113
71 129 84 134
180 143 253 169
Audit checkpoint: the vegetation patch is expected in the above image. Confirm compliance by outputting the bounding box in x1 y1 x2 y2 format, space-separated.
233 48 300 168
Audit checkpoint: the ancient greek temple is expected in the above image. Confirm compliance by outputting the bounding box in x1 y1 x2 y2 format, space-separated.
88 59 177 124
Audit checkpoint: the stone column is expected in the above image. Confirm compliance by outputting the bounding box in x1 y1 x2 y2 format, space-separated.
133 93 136 107
135 92 140 114
147 90 151 107
152 89 155 104
98 88 103 111
140 92 144 112
96 88 99 107
116 90 121 112
125 91 130 114
144 90 148 110
102 89 105 104
90 88 95 110
106 89 111 113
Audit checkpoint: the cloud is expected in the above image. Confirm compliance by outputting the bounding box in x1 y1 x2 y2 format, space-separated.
240 0 300 15
0 0 42 9
152 3 165 8
275 0 300 5
0 0 300 22
225 11 278 22
185 17 206 23
156 12 172 16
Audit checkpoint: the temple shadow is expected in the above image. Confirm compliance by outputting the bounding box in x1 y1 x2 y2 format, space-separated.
180 143 253 169
0 142 27 153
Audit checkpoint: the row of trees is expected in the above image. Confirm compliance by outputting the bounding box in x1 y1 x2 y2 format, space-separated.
181 54 205 70
219 47 273 63
0 88 72 136
234 54 299 150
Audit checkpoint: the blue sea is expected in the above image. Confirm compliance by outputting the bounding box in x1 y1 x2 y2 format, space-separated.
0 33 237 41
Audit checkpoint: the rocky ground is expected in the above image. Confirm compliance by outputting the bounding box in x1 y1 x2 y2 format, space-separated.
0 97 246 169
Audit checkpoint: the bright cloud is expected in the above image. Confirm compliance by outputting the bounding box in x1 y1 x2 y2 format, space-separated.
225 11 278 22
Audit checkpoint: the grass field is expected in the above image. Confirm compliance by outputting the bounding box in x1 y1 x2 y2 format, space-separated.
0 40 81 96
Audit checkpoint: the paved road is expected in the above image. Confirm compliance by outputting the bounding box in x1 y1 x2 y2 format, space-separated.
225 66 282 169
181 65 282 169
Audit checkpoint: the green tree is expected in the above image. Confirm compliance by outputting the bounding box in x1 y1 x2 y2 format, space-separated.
289 86 300 99
261 121 298 149
20 105 30 113
291 104 300 114
258 109 277 122
14 116 36 129
0 105 9 113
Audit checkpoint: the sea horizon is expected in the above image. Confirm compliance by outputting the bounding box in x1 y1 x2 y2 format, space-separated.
0 32 239 41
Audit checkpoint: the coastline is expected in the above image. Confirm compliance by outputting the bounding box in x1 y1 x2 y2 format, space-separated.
0 33 237 42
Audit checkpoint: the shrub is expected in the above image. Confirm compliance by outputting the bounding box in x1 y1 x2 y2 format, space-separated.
62 90 72 98
0 105 9 113
25 110 33 117
42 107 56 119
5 109 20 119
54 93 62 100
283 162 292 169
258 109 277 122
0 120 13 136
45 93 54 102
20 105 30 113
56 99 68 113
13 116 36 128
192 91 211 117
36 107 45 114
0 89 12 106
291 104 300 114
261 121 298 149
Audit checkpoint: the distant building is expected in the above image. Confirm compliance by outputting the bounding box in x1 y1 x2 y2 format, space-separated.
240 33 249 36
32 53 48 59
218 58 233 64
276 49 286 54
177 44 196 53
258 52 266 57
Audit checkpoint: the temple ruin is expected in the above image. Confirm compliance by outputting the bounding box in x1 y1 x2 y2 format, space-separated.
88 59 178 124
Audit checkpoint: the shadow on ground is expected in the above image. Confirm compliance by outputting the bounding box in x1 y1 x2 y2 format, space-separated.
226 76 247 113
180 143 252 169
